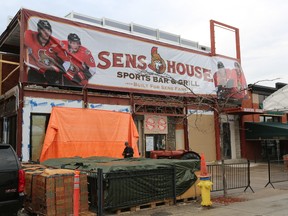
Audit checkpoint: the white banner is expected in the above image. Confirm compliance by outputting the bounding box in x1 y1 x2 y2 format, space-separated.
23 11 247 97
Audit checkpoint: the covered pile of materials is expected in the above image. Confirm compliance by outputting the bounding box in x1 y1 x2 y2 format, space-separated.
22 163 89 215
42 157 200 210
40 107 139 162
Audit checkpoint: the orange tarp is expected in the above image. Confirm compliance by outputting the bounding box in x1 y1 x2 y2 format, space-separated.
40 107 139 162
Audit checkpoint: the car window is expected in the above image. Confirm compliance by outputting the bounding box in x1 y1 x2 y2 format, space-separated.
0 146 18 170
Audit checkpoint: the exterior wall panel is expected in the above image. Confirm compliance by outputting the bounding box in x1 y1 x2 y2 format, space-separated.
188 111 216 161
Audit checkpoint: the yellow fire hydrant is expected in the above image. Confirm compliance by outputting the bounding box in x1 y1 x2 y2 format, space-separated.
197 153 213 207
197 177 213 206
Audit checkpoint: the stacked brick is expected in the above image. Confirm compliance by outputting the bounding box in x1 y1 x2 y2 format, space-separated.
22 164 89 216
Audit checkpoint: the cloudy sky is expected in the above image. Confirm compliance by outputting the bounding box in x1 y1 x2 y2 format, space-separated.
1 0 288 87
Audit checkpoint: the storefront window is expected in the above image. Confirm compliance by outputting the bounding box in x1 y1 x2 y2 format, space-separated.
261 140 277 160
259 116 280 122
145 134 166 157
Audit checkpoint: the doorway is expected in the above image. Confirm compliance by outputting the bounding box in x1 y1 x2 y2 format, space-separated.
222 122 231 159
30 114 50 162
145 134 166 158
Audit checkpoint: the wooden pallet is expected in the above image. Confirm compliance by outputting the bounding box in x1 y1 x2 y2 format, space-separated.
115 199 171 214
176 196 197 203
79 211 97 216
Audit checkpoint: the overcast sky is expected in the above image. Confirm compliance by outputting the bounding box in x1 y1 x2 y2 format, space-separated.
1 0 288 87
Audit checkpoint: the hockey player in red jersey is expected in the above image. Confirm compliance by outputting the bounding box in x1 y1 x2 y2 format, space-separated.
60 33 96 86
213 61 247 101
213 61 233 98
228 62 248 99
24 20 65 84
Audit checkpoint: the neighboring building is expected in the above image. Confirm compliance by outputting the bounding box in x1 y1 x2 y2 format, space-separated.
242 83 288 161
0 8 249 162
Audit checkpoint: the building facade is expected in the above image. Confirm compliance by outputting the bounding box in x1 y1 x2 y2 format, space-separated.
242 83 288 162
0 9 247 162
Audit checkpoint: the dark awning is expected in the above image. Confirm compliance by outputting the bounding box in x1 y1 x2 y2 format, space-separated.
224 107 264 115
245 122 288 140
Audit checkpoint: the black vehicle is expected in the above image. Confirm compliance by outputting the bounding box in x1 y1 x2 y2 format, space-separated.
0 144 25 216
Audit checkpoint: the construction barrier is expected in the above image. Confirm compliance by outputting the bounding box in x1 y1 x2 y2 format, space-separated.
74 170 80 216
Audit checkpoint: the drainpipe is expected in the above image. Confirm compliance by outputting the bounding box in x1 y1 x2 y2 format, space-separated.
17 82 24 159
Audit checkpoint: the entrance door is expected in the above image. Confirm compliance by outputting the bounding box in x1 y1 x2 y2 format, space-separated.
222 122 231 159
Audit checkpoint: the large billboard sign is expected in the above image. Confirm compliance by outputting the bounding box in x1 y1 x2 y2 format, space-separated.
22 9 247 98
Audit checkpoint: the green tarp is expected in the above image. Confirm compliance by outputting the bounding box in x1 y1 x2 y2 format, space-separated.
245 122 288 140
42 156 200 202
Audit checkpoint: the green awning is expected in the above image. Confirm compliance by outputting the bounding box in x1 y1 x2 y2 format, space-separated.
245 122 288 140
265 111 284 115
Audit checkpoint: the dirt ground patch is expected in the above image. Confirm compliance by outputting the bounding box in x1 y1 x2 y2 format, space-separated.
211 196 247 205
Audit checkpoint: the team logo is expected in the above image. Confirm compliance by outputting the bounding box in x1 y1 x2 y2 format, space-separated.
38 50 53 66
145 117 155 130
158 118 167 131
148 47 166 74
37 50 64 73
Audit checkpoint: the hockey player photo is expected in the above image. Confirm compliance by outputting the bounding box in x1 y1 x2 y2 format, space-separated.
24 19 65 85
59 33 96 86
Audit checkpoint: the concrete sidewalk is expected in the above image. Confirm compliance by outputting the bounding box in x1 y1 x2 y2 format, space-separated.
121 163 288 216
129 187 288 216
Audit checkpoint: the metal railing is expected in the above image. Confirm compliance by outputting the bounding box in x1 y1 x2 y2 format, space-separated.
265 159 288 188
88 167 176 215
86 160 254 215
208 160 253 192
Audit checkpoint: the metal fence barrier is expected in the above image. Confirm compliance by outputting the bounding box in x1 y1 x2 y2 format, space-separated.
207 160 253 192
265 159 288 188
88 167 176 215
86 160 253 215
